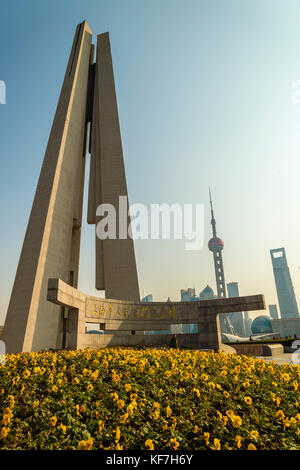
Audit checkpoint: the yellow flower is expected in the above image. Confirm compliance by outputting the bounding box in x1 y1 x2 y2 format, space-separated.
116 443 123 450
115 426 121 443
244 396 252 405
98 420 105 433
50 416 57 427
152 409 160 420
201 373 208 381
223 391 230 399
204 432 210 445
226 410 234 418
214 438 221 450
165 370 172 378
235 435 242 449
130 393 138 401
91 370 99 381
275 410 285 420
275 397 281 407
120 413 129 423
52 385 58 393
293 381 298 392
193 388 200 398
282 373 290 383
74 377 80 384
126 403 134 416
247 443 257 450
2 408 13 426
78 438 93 450
125 383 132 392
117 399 125 409
23 369 31 379
87 384 93 392
231 415 242 428
145 439 154 450
32 400 39 408
1 427 9 438
283 418 291 430
111 392 119 401
166 406 172 418
193 425 199 433
60 423 66 434
170 438 179 450
249 430 259 440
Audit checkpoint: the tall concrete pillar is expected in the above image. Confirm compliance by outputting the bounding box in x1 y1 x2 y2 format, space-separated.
3 22 140 353
87 33 140 302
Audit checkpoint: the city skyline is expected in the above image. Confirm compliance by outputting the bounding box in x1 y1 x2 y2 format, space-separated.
1 0 300 325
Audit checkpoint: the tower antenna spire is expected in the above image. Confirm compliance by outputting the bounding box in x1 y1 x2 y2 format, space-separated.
209 187 217 238
208 188 226 298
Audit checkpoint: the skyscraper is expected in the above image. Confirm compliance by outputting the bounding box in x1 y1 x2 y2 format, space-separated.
199 285 216 300
180 288 196 302
227 282 239 298
141 294 153 302
226 282 246 336
243 311 252 337
268 304 279 320
270 248 299 319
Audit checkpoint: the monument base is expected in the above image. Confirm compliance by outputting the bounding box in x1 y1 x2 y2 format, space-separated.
47 278 265 352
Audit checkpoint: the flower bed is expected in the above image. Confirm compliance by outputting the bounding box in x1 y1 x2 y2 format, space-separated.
0 347 299 450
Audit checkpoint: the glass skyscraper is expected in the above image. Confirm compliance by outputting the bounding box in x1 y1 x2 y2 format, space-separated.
270 248 299 319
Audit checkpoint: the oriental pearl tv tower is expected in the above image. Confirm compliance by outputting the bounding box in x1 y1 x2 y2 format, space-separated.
208 189 227 298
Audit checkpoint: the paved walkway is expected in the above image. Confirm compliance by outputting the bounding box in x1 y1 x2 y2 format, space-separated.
254 353 299 365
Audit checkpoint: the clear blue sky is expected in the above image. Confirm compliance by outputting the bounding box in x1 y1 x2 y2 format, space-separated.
1 0 300 325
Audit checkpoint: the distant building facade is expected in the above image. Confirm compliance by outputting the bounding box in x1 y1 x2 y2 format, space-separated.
180 288 196 302
271 318 300 338
227 282 239 298
226 282 246 337
243 311 252 337
268 304 279 320
181 285 216 302
141 294 153 303
199 285 216 300
270 248 299 319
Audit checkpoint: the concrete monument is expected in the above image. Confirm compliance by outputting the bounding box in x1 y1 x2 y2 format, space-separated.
3 21 139 353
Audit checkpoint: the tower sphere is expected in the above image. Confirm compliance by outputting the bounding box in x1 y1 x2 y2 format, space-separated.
208 237 224 252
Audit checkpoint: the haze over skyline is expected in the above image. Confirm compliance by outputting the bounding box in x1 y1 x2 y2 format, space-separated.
1 0 300 325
